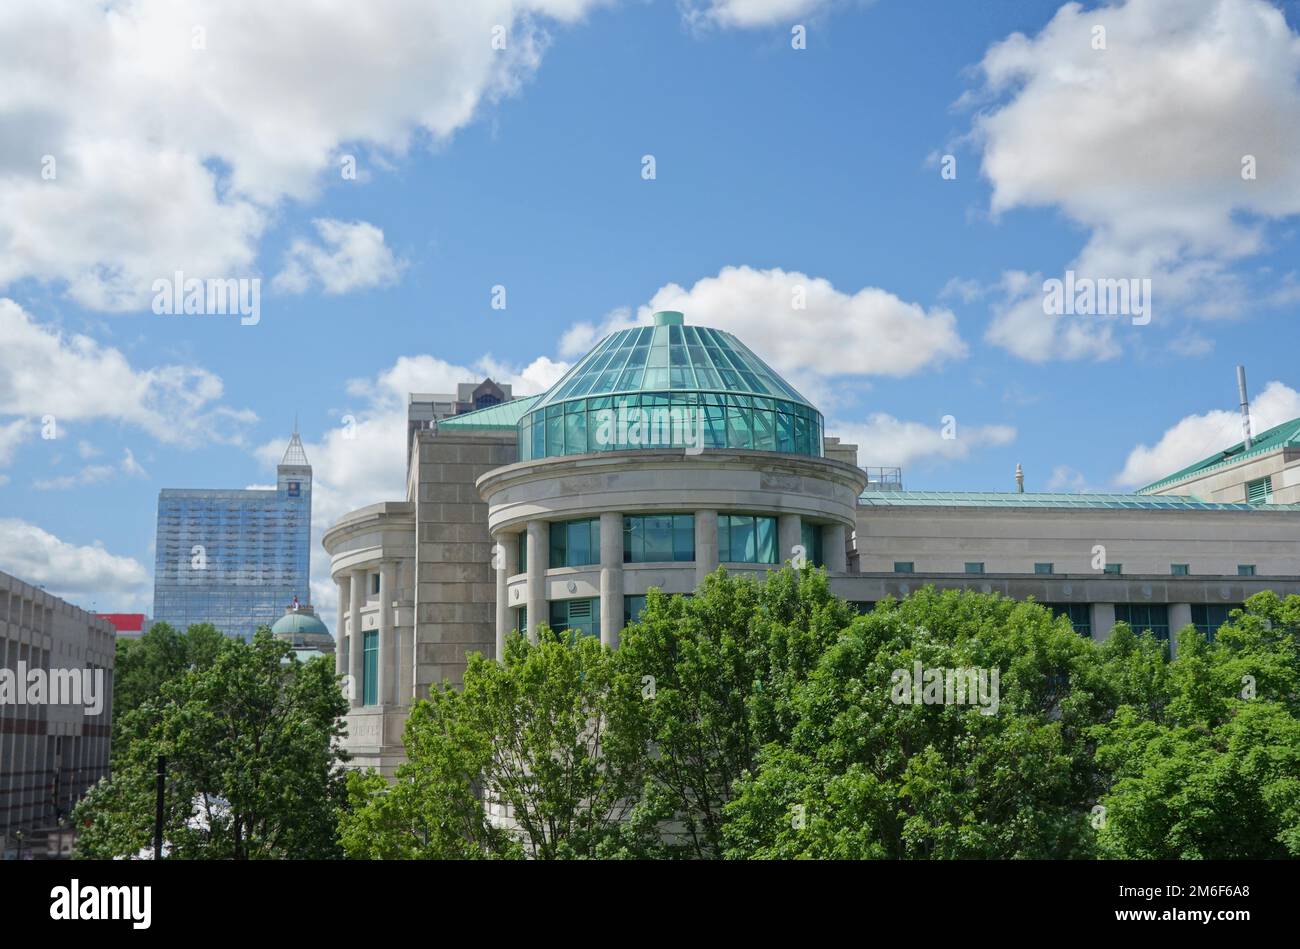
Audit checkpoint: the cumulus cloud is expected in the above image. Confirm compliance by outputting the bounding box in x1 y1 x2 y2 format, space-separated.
966 0 1300 358
561 266 966 409
0 518 150 606
0 0 607 310
0 298 256 454
680 0 848 28
832 412 1016 470
273 219 405 295
1116 380 1300 487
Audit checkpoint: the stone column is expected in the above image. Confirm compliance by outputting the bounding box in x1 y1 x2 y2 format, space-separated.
1168 602 1193 660
599 511 624 650
495 531 519 661
695 510 718 587
822 523 847 573
378 561 395 705
348 569 366 708
334 575 348 678
526 521 548 644
778 513 801 568
1091 603 1116 643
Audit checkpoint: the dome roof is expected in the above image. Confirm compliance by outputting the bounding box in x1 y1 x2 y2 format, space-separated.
271 609 329 637
517 312 824 461
531 311 815 412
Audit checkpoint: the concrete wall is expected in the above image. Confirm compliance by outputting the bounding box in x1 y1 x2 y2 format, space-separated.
1148 446 1300 504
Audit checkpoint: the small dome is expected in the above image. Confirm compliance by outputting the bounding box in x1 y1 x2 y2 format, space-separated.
271 605 330 638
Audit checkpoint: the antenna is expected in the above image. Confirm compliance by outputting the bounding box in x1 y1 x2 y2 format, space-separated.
1237 366 1253 450
1015 463 1025 494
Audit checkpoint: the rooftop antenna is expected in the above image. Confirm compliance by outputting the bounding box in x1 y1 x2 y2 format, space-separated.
1237 365 1253 450
1015 463 1024 493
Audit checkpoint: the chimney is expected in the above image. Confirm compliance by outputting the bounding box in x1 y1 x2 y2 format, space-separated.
1015 463 1024 493
1237 365 1253 449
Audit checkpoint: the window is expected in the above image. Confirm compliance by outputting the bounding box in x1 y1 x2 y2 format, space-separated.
1103 563 1122 575
800 521 825 568
550 598 600 639
517 533 527 573
1048 603 1092 638
623 514 694 563
1238 564 1256 577
371 573 380 595
893 561 915 574
1034 562 1054 575
851 601 875 615
964 562 985 575
514 606 527 636
624 594 647 626
362 630 379 705
550 518 601 568
1170 563 1190 576
718 515 778 564
1246 476 1272 504
1190 604 1239 642
1115 604 1170 641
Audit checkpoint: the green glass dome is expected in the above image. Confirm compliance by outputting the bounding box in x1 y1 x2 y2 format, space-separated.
271 610 329 637
518 311 823 461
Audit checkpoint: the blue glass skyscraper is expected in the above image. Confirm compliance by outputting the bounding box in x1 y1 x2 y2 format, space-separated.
152 432 312 640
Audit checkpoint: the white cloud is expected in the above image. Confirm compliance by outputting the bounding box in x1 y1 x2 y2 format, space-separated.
32 447 149 490
0 298 256 453
0 0 608 310
562 266 966 410
681 0 847 29
967 0 1300 358
831 412 1016 470
983 270 1121 363
0 418 31 466
0 518 149 606
1046 464 1093 493
1116 380 1300 487
273 218 405 295
76 439 100 459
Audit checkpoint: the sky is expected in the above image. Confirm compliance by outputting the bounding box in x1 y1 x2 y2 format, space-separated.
3 0 1300 630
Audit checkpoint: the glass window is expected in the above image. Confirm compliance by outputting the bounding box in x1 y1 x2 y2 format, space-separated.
800 522 824 568
1190 604 1239 642
371 573 380 595
623 514 694 563
514 606 527 636
1047 603 1091 637
362 630 379 705
1238 564 1256 577
518 533 527 573
1115 604 1170 641
893 561 914 574
1170 563 1189 576
1034 562 1053 575
1246 476 1272 504
965 562 985 575
624 594 648 626
550 519 601 568
549 598 600 639
718 515 778 564
1103 563 1122 575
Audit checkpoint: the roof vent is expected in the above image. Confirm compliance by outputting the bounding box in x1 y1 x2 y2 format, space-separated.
652 310 684 327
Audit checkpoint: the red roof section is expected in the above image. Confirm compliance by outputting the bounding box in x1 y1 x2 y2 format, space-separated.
100 613 147 633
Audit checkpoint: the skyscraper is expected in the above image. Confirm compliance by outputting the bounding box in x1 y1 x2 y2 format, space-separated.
152 432 312 640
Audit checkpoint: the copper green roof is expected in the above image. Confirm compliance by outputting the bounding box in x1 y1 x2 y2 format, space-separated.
858 490 1300 511
529 311 814 413
1137 416 1300 494
437 395 540 431
270 610 330 636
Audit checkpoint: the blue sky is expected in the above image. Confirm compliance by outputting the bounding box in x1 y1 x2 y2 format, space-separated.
3 0 1300 622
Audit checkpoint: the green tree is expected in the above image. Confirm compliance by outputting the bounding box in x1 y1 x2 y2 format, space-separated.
76 629 349 859
341 630 642 859
721 587 1160 859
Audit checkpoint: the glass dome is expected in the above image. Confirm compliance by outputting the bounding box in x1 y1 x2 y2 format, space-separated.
518 311 824 461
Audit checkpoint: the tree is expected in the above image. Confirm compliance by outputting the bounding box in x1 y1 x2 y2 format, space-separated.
721 588 1162 859
609 566 857 858
341 630 642 859
75 629 349 859
1093 593 1300 857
